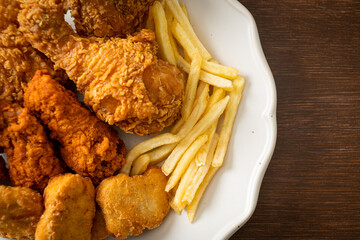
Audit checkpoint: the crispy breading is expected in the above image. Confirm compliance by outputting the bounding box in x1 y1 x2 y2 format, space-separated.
0 100 65 191
0 185 43 240
0 0 67 103
36 173 96 240
0 155 7 182
96 167 170 239
71 0 155 37
18 0 184 135
24 70 126 185
91 206 110 240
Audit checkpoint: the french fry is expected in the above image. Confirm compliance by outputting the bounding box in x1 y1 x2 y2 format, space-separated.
121 133 181 175
171 20 198 61
182 134 219 204
152 1 176 65
148 143 176 165
171 160 198 213
166 0 212 60
182 51 202 119
202 60 239 80
187 166 219 222
212 77 245 167
162 96 229 176
130 154 151 176
175 53 233 91
166 134 209 192
205 87 226 114
180 3 189 19
146 5 155 31
195 121 217 166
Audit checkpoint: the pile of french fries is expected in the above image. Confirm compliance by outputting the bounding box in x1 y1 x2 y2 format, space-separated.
120 0 245 223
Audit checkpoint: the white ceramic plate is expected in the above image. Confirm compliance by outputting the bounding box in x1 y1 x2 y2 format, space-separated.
1 0 276 240
119 0 277 239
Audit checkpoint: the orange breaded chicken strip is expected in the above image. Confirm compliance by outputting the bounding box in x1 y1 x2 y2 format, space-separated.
36 173 95 240
96 167 170 239
0 100 65 192
0 0 67 103
71 0 155 37
24 70 126 185
0 155 7 182
0 185 43 240
18 0 184 135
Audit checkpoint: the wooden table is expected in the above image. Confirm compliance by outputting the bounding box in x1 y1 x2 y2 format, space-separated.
230 1 360 239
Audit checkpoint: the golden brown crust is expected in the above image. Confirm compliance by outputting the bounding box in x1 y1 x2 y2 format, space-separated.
36 173 96 240
0 185 43 240
71 0 155 38
18 1 184 135
91 205 110 240
96 167 170 239
0 100 65 192
24 70 126 185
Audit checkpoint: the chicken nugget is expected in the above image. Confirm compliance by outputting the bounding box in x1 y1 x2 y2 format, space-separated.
91 205 109 240
36 173 96 240
96 167 170 239
0 100 65 191
24 70 126 185
0 185 43 240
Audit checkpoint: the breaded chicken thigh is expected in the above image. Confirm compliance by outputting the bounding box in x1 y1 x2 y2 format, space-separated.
18 0 184 135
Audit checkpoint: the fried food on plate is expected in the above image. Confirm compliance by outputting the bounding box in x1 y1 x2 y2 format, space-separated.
24 70 126 185
18 0 184 135
96 167 170 239
91 206 109 240
71 0 155 37
0 185 43 240
0 0 67 103
0 155 8 182
0 100 65 191
36 173 96 240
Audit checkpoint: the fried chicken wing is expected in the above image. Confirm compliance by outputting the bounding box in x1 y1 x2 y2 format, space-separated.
0 0 67 103
71 0 155 37
24 70 126 185
96 167 170 239
0 185 43 240
0 155 7 182
0 100 65 192
18 0 184 135
36 173 96 240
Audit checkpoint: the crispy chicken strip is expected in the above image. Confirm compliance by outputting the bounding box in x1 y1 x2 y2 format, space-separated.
18 0 184 135
71 0 155 37
0 100 65 192
0 0 67 103
96 167 170 239
36 173 96 240
0 185 43 240
0 155 7 182
24 70 126 185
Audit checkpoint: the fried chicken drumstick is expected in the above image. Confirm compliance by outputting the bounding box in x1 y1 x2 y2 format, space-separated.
0 100 65 192
18 0 184 135
24 70 126 185
71 0 155 37
0 0 67 103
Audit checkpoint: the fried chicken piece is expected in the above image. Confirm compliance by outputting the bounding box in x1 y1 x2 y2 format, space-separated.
91 206 110 240
24 70 126 185
0 185 43 240
71 0 155 37
0 100 65 192
0 155 7 182
0 0 67 103
36 173 96 240
96 167 170 239
18 0 184 135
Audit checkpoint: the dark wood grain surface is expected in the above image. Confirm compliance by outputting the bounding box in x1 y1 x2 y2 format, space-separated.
230 1 360 239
